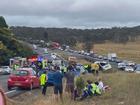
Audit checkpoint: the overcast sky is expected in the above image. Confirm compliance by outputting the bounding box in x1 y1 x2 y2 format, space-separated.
1 0 140 28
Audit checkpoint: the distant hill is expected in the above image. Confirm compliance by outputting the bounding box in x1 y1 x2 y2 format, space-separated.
0 16 33 65
11 26 140 47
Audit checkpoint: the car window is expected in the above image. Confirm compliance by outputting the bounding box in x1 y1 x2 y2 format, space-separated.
100 63 106 66
136 66 140 71
1 66 8 69
31 70 36 76
12 70 28 76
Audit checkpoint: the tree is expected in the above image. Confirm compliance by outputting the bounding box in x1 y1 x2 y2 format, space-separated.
0 16 8 28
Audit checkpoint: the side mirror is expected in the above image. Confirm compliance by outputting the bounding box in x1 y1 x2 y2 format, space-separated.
0 88 7 105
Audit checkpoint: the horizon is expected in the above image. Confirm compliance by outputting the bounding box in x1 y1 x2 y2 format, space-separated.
1 0 140 28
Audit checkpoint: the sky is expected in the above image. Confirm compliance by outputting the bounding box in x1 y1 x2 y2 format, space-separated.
1 0 140 28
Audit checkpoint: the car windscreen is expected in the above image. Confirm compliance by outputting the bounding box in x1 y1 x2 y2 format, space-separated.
12 70 29 76
100 63 106 66
1 66 8 69
136 66 140 71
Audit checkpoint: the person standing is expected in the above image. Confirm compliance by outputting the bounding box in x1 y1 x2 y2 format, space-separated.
40 71 48 95
53 66 63 102
91 63 99 76
65 68 75 99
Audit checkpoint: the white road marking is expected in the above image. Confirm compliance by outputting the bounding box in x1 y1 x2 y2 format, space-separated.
4 90 16 95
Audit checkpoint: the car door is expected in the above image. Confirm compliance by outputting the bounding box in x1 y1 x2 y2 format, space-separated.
31 70 39 87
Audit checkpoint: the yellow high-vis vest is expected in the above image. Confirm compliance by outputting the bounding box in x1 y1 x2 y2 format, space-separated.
40 74 47 85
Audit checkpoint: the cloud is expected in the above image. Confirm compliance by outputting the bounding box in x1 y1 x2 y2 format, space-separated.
1 0 140 28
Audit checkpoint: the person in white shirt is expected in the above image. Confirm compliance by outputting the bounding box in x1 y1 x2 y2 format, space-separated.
98 78 104 92
98 78 111 93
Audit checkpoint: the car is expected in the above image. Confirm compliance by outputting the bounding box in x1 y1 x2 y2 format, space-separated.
135 64 140 73
124 66 134 72
118 62 126 70
0 66 12 75
7 68 40 90
76 63 86 74
94 61 112 71
103 56 108 60
98 55 103 59
127 61 136 66
115 59 122 63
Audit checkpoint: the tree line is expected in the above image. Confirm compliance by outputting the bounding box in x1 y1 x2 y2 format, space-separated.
11 26 140 47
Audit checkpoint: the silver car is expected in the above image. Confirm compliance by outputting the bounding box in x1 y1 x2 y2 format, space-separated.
0 66 12 75
135 64 140 73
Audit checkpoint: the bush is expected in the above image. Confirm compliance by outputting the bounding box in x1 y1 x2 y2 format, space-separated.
75 76 85 95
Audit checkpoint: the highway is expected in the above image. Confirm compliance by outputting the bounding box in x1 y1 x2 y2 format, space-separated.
0 47 66 98
0 75 9 92
0 46 119 98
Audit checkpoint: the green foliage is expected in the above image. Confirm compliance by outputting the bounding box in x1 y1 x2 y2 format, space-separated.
0 16 8 28
0 33 33 65
0 17 33 65
75 76 85 95
11 26 140 50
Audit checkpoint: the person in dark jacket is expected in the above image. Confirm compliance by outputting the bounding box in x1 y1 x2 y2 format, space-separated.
53 66 63 102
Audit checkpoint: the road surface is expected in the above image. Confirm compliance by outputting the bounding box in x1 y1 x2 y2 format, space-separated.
0 75 9 92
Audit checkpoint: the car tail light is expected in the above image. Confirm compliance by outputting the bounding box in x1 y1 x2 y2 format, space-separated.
25 79 30 82
8 78 12 82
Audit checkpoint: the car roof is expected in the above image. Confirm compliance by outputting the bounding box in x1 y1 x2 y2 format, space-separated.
95 61 107 63
17 68 33 71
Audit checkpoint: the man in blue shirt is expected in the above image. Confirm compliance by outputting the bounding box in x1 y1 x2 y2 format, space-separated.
53 66 63 102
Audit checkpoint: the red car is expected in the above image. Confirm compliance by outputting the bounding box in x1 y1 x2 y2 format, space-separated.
7 68 40 90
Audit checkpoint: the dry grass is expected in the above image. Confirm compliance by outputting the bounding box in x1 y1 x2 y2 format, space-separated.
7 72 140 105
93 41 140 63
81 72 140 105
78 59 91 64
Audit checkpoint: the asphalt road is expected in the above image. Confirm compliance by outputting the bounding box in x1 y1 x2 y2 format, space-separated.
0 75 9 92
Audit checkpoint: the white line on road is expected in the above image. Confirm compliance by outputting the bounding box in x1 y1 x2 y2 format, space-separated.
4 90 16 95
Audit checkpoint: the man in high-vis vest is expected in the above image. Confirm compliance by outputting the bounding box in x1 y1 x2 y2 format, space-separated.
87 81 101 96
61 65 67 74
40 71 48 95
42 60 48 69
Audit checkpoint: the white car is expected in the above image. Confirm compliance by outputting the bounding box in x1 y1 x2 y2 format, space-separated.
135 64 140 73
127 61 135 66
118 62 126 70
95 61 112 71
0 66 12 75
124 66 134 72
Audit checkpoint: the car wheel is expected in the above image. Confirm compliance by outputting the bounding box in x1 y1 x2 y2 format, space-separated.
8 86 12 90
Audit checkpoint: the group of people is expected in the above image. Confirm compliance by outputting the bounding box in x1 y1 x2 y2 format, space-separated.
75 78 106 100
39 62 109 102
40 64 76 101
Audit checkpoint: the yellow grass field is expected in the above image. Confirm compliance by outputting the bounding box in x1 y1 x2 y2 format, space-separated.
93 41 140 63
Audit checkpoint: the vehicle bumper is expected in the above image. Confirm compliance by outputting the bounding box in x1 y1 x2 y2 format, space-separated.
8 81 31 88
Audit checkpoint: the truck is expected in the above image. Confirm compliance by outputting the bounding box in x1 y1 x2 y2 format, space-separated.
108 53 117 61
10 57 27 68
